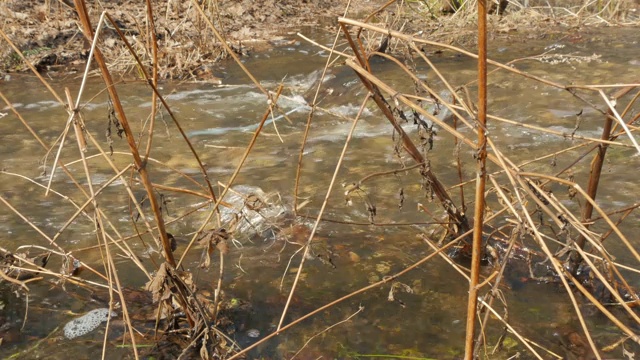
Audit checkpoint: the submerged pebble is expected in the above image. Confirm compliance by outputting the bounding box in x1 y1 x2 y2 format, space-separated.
63 308 117 339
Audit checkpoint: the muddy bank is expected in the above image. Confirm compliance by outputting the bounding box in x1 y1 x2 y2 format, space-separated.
2 1 639 81
0 0 381 79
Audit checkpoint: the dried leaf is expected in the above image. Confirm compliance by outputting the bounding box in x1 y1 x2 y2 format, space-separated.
199 330 214 360
145 263 170 303
197 228 229 268
201 249 212 269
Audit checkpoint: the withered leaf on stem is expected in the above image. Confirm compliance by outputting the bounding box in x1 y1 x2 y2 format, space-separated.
197 228 229 268
105 98 124 156
145 263 171 303
367 203 377 223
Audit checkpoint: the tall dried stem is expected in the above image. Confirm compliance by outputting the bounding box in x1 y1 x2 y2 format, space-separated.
72 0 175 266
464 0 488 358
570 85 635 272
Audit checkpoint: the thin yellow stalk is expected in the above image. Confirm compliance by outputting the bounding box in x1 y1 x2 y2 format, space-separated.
143 0 159 161
465 1 488 357
513 182 602 359
519 172 640 263
477 298 548 359
0 28 65 105
278 93 370 330
343 56 471 236
598 89 640 154
294 0 353 213
64 83 140 360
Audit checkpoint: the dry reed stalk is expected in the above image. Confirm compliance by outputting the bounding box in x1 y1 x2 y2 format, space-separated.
142 0 159 163
0 266 29 290
289 305 364 359
372 50 476 134
0 30 65 105
63 68 141 360
451 98 468 213
189 0 266 95
102 12 220 211
77 131 162 272
477 297 549 359
598 90 640 153
473 182 524 355
465 2 488 357
296 213 452 227
73 0 175 267
341 40 472 243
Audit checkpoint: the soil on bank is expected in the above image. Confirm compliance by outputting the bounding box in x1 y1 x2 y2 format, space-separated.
0 0 383 80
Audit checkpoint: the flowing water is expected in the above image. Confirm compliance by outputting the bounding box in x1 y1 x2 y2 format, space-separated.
1 27 639 359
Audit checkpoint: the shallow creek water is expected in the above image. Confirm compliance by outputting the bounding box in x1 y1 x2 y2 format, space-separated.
1 28 639 359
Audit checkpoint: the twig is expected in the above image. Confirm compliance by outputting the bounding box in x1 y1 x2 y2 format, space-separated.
289 305 364 359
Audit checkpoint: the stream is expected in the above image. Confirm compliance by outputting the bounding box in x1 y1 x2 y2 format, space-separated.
1 27 639 359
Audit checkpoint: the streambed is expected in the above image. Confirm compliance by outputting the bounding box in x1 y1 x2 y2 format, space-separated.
1 27 639 359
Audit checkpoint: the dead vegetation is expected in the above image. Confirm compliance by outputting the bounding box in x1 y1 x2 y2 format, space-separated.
1 0 640 359
1 0 638 80
0 0 375 80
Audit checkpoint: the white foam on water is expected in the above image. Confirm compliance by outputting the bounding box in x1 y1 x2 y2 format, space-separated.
63 308 117 339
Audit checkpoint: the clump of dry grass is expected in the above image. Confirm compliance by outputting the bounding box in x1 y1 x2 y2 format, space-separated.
393 0 640 45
